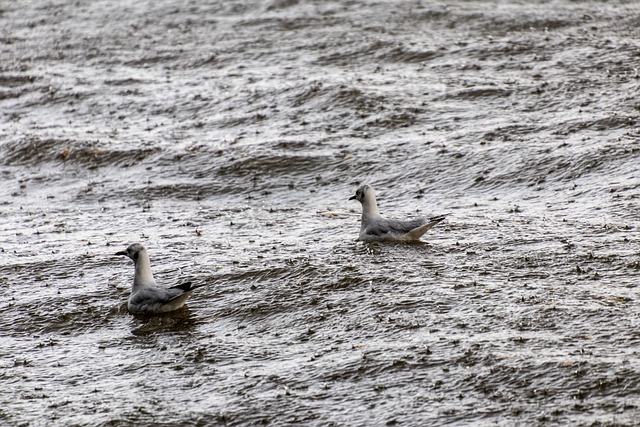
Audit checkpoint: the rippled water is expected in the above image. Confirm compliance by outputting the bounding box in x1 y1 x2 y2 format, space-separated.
2 0 640 425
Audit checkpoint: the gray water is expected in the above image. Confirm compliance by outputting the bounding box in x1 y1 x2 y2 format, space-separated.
1 0 640 425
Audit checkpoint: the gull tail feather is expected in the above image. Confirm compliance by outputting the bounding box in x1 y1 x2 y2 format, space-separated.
406 215 448 240
429 214 449 223
170 281 212 292
170 281 195 292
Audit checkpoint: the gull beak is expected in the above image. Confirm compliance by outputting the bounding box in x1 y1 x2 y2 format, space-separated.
349 195 357 200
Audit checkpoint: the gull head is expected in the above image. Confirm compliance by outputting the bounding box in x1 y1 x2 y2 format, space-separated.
349 184 374 204
115 243 146 263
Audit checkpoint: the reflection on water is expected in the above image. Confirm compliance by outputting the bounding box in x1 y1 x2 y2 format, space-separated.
1 0 639 425
130 307 197 336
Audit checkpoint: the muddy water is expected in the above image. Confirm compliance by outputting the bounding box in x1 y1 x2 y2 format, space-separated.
1 0 640 425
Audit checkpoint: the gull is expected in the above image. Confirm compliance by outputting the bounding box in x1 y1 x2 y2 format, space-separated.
115 243 199 314
350 184 447 242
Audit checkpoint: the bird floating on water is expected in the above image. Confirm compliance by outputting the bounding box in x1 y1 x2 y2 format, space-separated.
350 184 447 242
115 243 199 314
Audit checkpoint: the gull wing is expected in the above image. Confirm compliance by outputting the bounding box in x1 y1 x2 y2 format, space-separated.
363 215 447 241
364 218 425 238
130 285 190 307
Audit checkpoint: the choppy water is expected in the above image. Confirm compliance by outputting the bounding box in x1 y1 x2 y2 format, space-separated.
2 0 640 425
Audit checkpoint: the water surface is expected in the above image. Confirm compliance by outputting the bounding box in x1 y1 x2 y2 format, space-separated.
1 0 639 425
